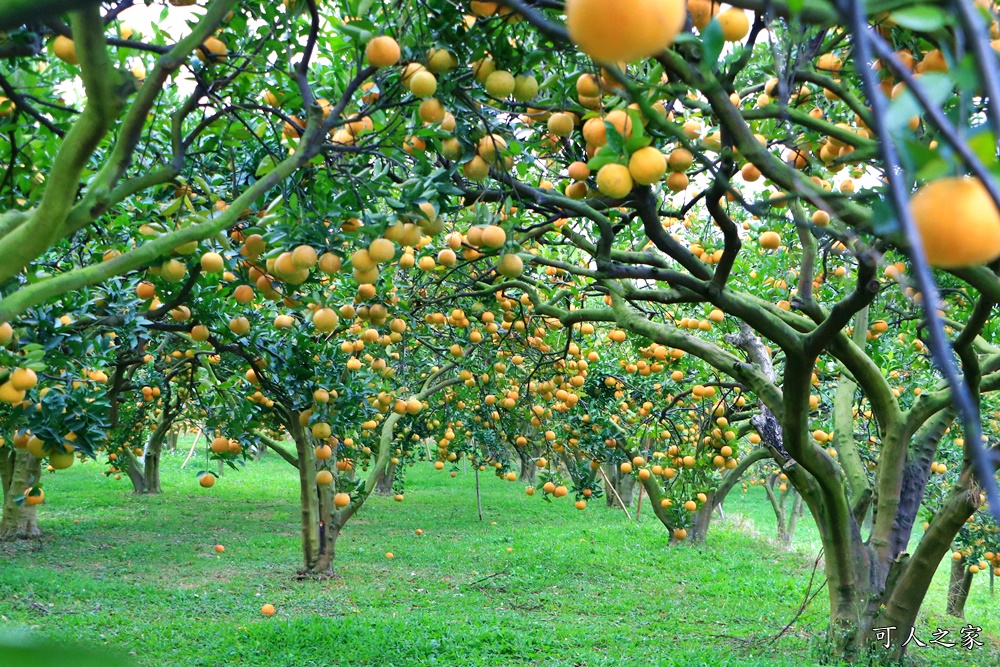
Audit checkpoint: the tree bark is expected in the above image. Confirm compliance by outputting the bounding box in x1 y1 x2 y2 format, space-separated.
946 559 974 618
517 447 538 484
126 408 172 494
602 463 634 508
689 446 772 544
374 460 397 495
289 415 322 572
0 450 42 540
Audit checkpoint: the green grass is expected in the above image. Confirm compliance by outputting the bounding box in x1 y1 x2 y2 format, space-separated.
0 446 996 667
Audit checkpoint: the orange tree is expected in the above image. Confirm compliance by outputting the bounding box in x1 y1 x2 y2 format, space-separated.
280 0 1000 660
5 0 1000 661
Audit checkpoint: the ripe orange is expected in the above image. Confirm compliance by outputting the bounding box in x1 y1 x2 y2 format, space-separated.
628 146 666 185
52 36 77 65
565 0 686 63
197 36 228 63
758 231 781 249
910 176 1000 268
485 70 516 98
366 35 400 67
667 148 693 172
497 253 523 278
687 0 720 29
368 238 396 264
548 112 575 137
199 474 215 488
408 71 437 98
334 492 351 507
24 487 44 506
10 368 37 391
261 603 275 616
665 171 689 192
200 251 224 273
596 163 634 198
480 225 506 249
229 317 250 335
717 8 750 41
215 544 225 553
568 161 591 181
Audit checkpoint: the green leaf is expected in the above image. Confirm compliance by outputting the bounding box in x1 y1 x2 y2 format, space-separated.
624 135 653 153
701 19 725 69
967 129 997 165
889 5 949 32
256 155 281 178
884 73 952 135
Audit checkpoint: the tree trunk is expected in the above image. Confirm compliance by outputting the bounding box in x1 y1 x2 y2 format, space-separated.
0 450 42 540
517 450 537 484
784 490 804 547
374 460 397 495
126 413 170 494
946 559 974 618
142 423 167 494
689 447 771 544
166 430 179 452
603 463 634 508
689 491 715 543
289 415 323 573
125 451 146 494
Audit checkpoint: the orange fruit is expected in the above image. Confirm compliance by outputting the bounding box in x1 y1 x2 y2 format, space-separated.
497 253 523 278
628 146 666 185
758 231 781 249
910 176 1000 268
334 492 351 507
197 36 228 63
200 251 224 272
480 225 506 248
717 8 749 41
547 112 575 137
199 474 215 488
667 148 693 172
261 603 275 616
366 36 400 67
687 0 720 29
408 71 437 98
10 368 37 391
565 0 686 63
596 163 633 198
52 36 77 65
24 487 44 506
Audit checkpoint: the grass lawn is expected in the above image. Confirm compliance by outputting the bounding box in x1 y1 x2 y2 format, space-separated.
1 443 996 667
